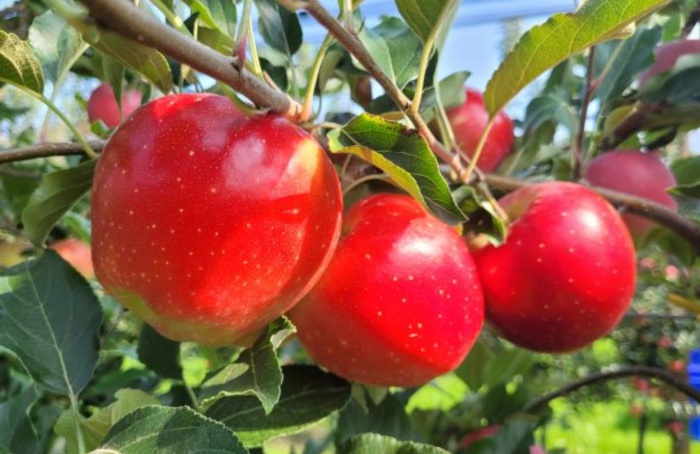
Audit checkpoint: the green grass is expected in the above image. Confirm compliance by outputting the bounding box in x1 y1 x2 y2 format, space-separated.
542 400 700 454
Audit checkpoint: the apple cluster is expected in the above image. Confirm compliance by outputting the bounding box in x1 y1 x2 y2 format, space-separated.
90 88 676 389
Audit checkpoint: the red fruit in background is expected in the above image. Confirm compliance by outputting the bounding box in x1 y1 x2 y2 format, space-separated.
471 182 636 353
583 150 677 238
446 88 515 172
638 39 700 87
50 238 94 279
289 194 484 387
92 93 342 346
87 83 142 128
459 425 500 448
668 360 685 373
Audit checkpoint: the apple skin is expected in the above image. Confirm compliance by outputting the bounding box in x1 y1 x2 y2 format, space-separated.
583 150 677 238
446 88 515 172
471 181 636 353
289 193 484 387
87 83 142 128
638 39 700 87
92 93 343 346
50 238 94 279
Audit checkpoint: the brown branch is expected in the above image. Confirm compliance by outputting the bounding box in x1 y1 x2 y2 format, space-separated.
484 173 700 253
573 46 596 179
77 0 301 120
302 0 479 183
525 366 700 413
600 102 664 150
0 140 105 164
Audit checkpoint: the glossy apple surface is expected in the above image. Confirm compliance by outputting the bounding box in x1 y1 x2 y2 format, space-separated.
289 193 484 387
92 93 343 346
583 150 677 238
472 181 636 353
50 238 94 279
446 88 515 172
638 39 700 87
87 83 142 128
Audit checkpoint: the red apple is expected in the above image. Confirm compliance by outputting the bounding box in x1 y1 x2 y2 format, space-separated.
92 93 342 346
459 425 500 448
445 88 515 172
471 181 636 353
87 83 142 128
289 194 484 387
50 238 94 279
638 39 700 87
583 150 677 238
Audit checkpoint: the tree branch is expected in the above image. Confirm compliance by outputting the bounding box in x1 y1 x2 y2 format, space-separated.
77 0 301 119
0 140 105 164
525 365 700 413
485 173 700 253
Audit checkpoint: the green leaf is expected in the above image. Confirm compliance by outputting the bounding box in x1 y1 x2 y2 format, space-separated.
455 338 495 391
337 433 450 454
521 93 577 134
484 0 671 116
0 387 42 454
138 324 182 380
0 171 41 221
254 0 302 56
0 30 44 95
639 54 700 104
0 251 102 395
86 31 172 94
187 0 237 37
337 393 414 444
205 365 351 447
466 417 538 454
670 156 700 198
395 0 459 46
357 17 423 89
22 159 96 247
55 389 160 453
102 56 126 111
101 405 248 453
327 114 466 225
201 319 295 413
28 11 84 84
594 26 661 113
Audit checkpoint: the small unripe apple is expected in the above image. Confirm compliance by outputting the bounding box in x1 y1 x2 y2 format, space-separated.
50 238 94 279
92 93 343 346
583 150 677 238
638 39 700 87
87 83 142 128
289 194 484 387
471 181 636 353
445 88 515 172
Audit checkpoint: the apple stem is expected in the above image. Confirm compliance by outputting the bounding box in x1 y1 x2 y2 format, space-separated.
525 365 700 414
460 118 496 182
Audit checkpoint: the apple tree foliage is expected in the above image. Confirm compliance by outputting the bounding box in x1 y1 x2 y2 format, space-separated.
0 0 700 453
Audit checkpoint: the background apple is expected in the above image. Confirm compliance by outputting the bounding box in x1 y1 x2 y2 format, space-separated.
289 193 484 387
92 93 343 346
87 83 142 128
49 238 94 279
471 181 636 353
583 150 677 238
445 87 515 172
637 39 700 87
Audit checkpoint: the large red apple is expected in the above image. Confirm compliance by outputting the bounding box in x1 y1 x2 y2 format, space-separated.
583 150 677 238
289 193 484 387
471 181 636 353
638 39 700 87
87 83 142 128
446 88 515 172
50 238 94 279
92 93 342 346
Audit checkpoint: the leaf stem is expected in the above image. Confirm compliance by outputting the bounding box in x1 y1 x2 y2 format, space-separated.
70 394 86 454
300 35 334 122
37 93 98 159
184 382 201 412
461 118 495 182
410 32 437 115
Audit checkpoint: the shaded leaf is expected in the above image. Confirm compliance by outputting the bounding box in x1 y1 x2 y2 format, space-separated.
484 0 670 116
101 405 248 453
0 30 44 94
206 365 351 447
0 387 41 454
327 114 466 225
28 11 83 84
639 54 700 104
338 433 450 454
254 0 302 56
670 156 700 198
138 324 182 380
187 0 237 37
395 0 459 48
0 251 102 395
22 159 96 247
337 393 414 444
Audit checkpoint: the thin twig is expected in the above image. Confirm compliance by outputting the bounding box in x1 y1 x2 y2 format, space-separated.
525 366 700 413
573 46 596 179
78 0 301 119
0 140 105 164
